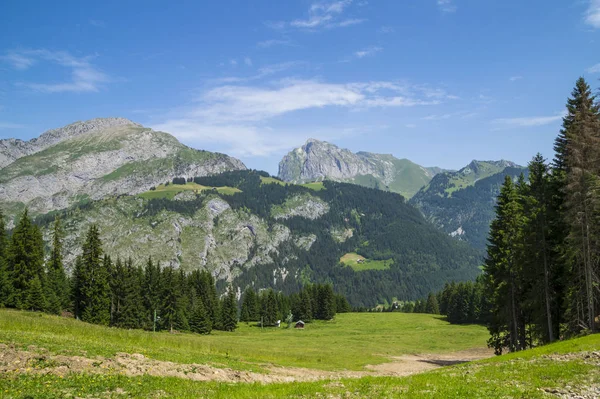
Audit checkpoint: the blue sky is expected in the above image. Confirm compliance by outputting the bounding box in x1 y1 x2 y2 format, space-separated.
1 0 600 174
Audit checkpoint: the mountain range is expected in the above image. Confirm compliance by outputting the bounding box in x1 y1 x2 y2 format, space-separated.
0 118 525 304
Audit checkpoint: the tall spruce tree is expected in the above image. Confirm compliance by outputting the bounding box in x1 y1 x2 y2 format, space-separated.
220 287 238 332
189 296 212 334
74 226 111 325
240 287 259 322
485 176 528 354
521 154 557 342
46 216 69 314
7 210 45 309
563 78 600 334
0 208 11 307
425 293 440 314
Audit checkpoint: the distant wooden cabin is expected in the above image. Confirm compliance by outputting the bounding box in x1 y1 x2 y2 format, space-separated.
295 321 305 329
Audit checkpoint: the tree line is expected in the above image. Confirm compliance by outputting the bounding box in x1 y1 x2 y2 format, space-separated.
0 210 348 333
483 78 600 354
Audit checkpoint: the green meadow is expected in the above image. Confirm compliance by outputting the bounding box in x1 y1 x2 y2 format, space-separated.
0 309 598 398
137 182 240 200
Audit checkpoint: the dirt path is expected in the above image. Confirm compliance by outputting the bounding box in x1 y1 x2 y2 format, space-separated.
0 343 494 384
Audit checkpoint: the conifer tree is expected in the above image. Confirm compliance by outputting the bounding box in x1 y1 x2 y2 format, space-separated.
7 210 45 309
46 216 69 314
0 208 12 307
485 176 528 354
261 289 278 326
143 258 162 329
26 275 48 312
220 287 238 332
189 296 212 334
119 259 145 329
425 293 440 314
316 284 336 320
74 226 111 325
562 78 600 334
240 287 259 322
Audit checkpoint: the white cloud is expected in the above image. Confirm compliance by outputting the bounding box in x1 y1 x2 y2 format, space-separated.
354 46 382 58
230 59 238 66
0 52 36 70
587 63 600 73
273 0 365 30
437 0 457 13
509 76 523 81
585 0 600 28
244 57 253 67
154 79 451 156
2 49 110 93
405 124 417 128
492 112 565 127
256 39 293 48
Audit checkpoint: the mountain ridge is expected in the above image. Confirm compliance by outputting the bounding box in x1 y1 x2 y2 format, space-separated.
0 118 246 222
278 139 444 199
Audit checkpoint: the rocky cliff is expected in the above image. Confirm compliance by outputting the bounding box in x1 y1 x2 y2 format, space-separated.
0 118 245 221
278 139 442 199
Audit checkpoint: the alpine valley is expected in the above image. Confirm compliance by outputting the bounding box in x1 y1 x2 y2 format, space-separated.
0 118 523 306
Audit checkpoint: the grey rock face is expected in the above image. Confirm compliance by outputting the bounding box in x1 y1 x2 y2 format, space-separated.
277 139 443 198
0 118 246 217
278 139 383 183
0 118 140 169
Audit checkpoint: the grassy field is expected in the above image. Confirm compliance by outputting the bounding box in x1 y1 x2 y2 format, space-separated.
340 252 393 271
260 176 325 191
0 310 487 372
0 310 598 398
137 182 240 200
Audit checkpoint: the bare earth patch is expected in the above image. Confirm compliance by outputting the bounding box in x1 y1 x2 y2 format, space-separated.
0 343 494 383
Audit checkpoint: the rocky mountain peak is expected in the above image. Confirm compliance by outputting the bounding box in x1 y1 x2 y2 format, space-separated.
32 117 141 148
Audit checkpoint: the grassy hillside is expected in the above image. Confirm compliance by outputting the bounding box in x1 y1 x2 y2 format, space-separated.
0 310 488 372
340 252 392 271
0 309 598 398
137 182 240 200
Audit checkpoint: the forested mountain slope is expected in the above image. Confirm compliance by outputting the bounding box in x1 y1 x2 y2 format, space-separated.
0 118 245 223
33 171 481 306
410 161 527 250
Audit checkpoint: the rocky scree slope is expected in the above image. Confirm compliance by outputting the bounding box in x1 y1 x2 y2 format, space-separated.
0 118 245 221
278 139 443 199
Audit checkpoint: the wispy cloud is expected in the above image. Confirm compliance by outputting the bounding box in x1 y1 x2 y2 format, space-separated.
354 46 382 58
256 39 293 48
89 19 105 28
509 76 523 82
154 79 452 156
0 122 25 130
422 111 477 121
378 26 395 34
492 112 565 127
1 49 110 93
269 0 365 31
244 57 253 67
437 0 457 13
586 63 600 73
585 0 600 28
211 61 306 84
